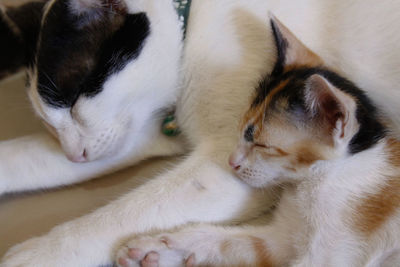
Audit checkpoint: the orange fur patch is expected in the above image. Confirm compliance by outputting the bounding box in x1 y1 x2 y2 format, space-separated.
355 139 400 235
386 138 400 167
275 147 289 157
250 236 274 267
294 144 322 166
355 177 400 235
219 239 273 267
240 79 289 137
263 79 290 108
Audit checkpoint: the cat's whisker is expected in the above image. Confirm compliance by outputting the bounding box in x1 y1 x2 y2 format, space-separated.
42 72 59 92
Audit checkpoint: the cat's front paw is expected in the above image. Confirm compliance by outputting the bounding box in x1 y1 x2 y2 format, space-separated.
116 235 195 267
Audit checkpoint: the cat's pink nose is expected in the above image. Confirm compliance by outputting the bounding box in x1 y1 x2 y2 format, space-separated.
67 149 87 163
229 154 241 171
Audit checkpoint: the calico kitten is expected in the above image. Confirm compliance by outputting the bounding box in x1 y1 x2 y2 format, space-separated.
116 16 400 267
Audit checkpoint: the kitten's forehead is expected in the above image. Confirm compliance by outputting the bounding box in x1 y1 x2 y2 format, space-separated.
35 0 150 108
242 68 326 145
241 69 308 138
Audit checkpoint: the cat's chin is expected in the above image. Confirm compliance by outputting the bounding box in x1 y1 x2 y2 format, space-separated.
237 174 279 189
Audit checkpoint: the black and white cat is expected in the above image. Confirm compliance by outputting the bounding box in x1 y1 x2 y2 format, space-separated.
1 0 400 266
0 0 186 193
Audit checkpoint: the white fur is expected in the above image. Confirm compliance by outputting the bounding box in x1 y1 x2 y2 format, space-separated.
116 141 400 267
2 0 400 266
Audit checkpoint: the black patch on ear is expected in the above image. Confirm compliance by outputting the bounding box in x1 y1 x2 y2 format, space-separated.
244 125 255 142
270 19 288 77
0 1 45 78
36 0 150 108
316 70 387 154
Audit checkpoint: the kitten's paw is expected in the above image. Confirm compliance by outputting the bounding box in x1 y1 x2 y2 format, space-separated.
116 235 195 267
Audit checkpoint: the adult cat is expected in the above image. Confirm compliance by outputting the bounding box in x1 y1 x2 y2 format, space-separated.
1 0 400 266
0 0 186 193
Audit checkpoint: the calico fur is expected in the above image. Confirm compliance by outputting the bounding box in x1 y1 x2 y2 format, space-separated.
1 0 400 266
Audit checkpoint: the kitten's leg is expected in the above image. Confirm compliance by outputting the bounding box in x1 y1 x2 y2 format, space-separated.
0 131 185 195
116 222 294 267
1 149 274 267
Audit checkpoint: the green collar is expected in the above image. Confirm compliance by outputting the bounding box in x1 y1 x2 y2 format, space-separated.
161 0 192 137
173 0 192 38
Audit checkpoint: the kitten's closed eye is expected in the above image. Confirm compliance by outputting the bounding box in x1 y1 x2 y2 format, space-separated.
254 143 269 148
256 145 289 158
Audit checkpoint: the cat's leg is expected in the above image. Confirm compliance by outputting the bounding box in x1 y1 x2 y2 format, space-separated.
0 130 185 195
1 148 274 266
115 222 294 267
116 189 299 267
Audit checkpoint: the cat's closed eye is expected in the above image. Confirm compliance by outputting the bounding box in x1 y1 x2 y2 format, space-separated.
255 144 289 158
254 143 269 149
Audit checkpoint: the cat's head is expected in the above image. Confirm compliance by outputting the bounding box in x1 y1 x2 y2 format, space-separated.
1 0 181 162
229 15 385 188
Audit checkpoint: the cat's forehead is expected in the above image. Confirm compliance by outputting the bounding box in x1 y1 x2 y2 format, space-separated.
240 67 343 145
242 68 314 131
251 68 318 112
35 0 150 108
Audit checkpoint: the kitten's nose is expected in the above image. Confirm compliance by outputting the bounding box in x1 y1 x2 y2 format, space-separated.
229 153 242 170
67 149 87 163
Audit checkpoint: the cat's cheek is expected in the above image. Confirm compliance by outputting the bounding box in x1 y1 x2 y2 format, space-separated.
42 120 59 139
246 164 285 188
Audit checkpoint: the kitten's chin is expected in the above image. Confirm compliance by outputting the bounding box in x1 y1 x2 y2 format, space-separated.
234 165 284 188
236 172 279 188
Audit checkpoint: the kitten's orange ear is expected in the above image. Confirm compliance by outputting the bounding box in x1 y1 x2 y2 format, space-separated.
269 14 322 70
304 74 358 145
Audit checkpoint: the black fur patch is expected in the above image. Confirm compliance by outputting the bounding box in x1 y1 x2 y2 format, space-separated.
253 67 386 154
0 1 45 78
251 19 288 108
80 14 150 97
36 0 150 108
269 19 288 77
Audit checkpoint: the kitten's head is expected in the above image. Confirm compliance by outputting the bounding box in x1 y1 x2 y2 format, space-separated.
1 0 181 162
229 15 385 188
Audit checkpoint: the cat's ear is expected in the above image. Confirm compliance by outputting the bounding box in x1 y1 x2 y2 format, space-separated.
269 14 322 71
67 0 127 30
304 74 358 145
70 0 127 17
0 1 46 79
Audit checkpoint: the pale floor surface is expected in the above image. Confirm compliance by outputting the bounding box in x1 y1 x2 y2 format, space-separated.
0 73 181 257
